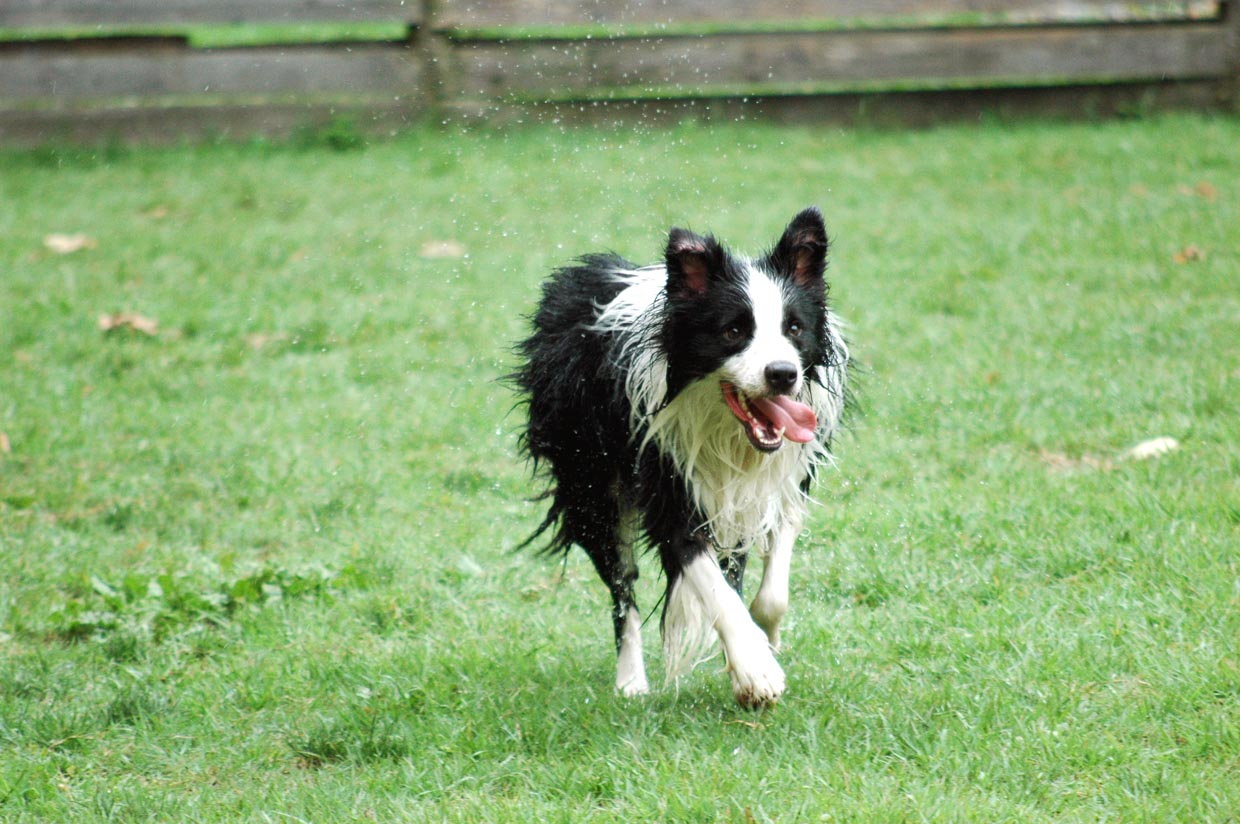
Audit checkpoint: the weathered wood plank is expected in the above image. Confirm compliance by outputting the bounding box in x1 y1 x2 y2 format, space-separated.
2 78 1225 145
431 0 1209 29
0 98 428 144
445 22 1233 99
0 0 423 28
439 79 1231 127
0 41 425 101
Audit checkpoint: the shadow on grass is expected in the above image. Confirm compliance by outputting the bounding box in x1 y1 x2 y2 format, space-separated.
284 633 756 770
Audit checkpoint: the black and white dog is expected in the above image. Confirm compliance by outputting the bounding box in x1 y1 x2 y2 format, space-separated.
514 208 848 708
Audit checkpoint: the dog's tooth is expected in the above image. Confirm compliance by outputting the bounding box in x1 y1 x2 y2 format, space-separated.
774 427 786 439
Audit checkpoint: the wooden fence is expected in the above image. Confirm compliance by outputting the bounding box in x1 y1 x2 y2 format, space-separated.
1 1 1238 142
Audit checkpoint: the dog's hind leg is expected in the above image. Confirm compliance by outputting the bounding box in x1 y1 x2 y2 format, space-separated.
612 506 648 696
581 500 648 697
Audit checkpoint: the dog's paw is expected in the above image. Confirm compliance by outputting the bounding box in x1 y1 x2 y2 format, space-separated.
617 674 650 697
727 641 785 709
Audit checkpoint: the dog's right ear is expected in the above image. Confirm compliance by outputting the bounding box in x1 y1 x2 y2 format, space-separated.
665 228 724 298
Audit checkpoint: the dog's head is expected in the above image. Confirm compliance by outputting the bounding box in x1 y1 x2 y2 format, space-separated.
661 208 832 453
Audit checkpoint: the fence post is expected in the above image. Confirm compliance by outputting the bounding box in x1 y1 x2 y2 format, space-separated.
419 0 442 113
1225 0 1240 110
422 0 458 118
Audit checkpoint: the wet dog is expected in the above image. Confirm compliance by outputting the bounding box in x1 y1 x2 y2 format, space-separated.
514 208 848 707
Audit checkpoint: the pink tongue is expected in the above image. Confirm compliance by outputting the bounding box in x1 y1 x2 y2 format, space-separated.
750 396 817 443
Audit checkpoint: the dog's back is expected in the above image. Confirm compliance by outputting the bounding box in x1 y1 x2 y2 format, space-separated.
514 254 640 557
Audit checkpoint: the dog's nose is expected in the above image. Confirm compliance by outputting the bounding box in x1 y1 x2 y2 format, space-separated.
764 361 799 394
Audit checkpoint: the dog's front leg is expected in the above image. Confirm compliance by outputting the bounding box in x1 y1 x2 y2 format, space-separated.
677 548 786 709
749 516 801 651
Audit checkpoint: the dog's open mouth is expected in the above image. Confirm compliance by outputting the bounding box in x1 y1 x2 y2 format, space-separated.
721 382 817 453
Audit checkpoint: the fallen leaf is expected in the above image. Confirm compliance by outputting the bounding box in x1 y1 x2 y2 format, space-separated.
1120 437 1179 461
1173 245 1205 264
1038 450 1113 472
420 240 466 259
98 312 159 336
0 433 10 455
44 233 97 254
1060 186 1084 204
141 205 170 219
1194 181 1218 202
243 331 288 350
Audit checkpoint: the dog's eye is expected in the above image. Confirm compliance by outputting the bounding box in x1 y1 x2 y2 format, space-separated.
723 325 744 341
787 321 802 338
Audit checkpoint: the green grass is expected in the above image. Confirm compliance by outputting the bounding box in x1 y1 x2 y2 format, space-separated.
1 113 1238 821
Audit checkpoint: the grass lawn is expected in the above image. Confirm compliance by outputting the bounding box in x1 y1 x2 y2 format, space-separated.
1 112 1238 822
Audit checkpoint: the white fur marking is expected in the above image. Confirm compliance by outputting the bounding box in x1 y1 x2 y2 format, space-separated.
614 505 647 696
662 561 718 680
615 608 649 696
750 516 800 650
668 553 785 707
723 266 802 396
587 265 669 422
652 380 809 550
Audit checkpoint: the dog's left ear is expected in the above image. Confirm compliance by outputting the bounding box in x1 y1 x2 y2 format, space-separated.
772 207 828 287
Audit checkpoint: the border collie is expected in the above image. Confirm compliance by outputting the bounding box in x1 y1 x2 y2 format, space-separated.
514 208 848 708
